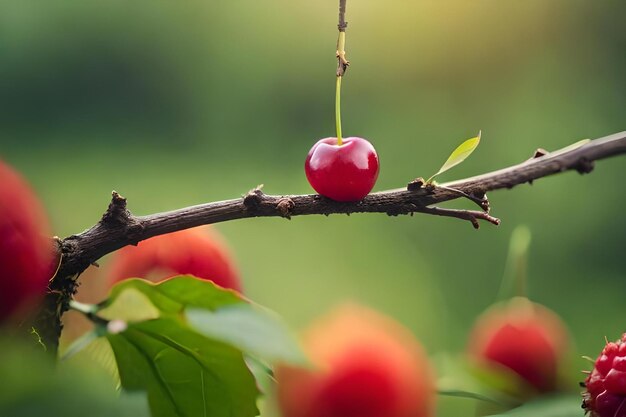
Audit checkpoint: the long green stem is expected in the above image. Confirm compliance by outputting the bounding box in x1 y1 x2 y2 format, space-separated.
336 75 343 145
335 2 347 146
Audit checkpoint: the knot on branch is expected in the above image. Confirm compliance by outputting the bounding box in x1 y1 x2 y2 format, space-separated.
575 158 595 174
386 203 414 217
277 198 295 219
336 53 350 77
125 222 146 244
243 185 265 211
473 191 491 212
407 177 425 191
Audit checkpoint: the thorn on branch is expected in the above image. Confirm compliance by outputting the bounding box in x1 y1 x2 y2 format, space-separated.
532 148 549 159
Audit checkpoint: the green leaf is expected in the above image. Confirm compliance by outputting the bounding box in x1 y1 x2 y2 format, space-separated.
97 276 296 417
99 276 243 321
63 335 121 389
487 395 582 416
107 317 259 417
429 131 481 182
61 328 102 361
0 337 150 417
187 304 307 365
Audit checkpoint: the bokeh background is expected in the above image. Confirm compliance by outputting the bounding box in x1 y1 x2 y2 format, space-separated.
1 0 624 415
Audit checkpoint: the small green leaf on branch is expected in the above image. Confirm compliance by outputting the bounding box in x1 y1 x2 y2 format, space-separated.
428 131 482 182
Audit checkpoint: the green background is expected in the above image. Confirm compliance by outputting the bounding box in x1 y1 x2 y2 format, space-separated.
1 1 624 415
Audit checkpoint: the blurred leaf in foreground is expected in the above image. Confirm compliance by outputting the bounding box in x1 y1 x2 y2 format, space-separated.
71 276 304 417
487 395 582 417
0 336 149 417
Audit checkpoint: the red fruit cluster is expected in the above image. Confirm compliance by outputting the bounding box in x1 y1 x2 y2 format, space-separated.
276 304 435 417
468 297 569 393
583 334 626 417
0 159 55 320
305 137 379 202
107 227 242 292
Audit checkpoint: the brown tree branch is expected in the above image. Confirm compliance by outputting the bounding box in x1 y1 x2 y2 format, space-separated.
34 130 626 355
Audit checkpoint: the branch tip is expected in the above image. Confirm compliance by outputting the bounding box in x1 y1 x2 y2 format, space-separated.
111 190 127 205
415 206 501 229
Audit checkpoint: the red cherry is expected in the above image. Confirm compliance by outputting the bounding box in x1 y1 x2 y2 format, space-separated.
467 297 569 393
107 227 242 292
305 137 379 202
0 159 56 321
276 303 436 417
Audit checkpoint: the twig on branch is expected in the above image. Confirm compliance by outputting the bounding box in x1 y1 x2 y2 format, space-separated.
336 0 349 76
338 0 347 31
414 206 500 230
34 130 626 355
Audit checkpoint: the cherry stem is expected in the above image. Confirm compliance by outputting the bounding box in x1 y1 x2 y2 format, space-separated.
336 75 343 145
335 0 348 146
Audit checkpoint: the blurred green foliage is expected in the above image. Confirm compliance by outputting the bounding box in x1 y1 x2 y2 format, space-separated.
1 1 624 415
0 336 150 417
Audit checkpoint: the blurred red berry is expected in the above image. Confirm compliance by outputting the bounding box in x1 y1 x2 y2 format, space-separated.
276 303 435 417
583 334 626 417
0 159 56 320
468 297 569 393
107 227 242 292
